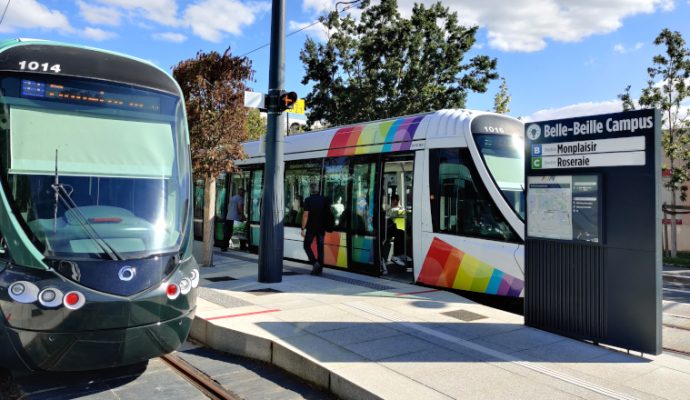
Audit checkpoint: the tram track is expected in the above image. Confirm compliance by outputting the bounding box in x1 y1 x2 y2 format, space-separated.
160 353 240 400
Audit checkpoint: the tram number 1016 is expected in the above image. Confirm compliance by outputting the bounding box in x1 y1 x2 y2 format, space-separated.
18 60 62 73
481 125 506 134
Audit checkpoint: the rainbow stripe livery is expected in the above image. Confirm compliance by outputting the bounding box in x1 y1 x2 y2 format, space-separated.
327 116 424 157
419 237 524 297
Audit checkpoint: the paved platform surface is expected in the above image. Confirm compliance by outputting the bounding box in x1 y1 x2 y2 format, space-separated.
192 246 690 400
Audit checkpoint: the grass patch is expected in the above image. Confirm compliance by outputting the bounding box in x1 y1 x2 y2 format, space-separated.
664 251 690 267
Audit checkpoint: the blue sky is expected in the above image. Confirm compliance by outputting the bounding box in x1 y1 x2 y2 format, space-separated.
3 0 688 120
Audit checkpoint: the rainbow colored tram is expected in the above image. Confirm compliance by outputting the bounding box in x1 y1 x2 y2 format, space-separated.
208 109 525 298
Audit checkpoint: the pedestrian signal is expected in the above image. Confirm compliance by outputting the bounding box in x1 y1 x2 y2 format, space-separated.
279 91 298 111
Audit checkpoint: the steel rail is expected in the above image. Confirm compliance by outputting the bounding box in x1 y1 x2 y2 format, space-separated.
160 353 239 400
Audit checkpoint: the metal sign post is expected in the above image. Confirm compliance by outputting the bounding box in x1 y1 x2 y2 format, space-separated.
524 109 662 354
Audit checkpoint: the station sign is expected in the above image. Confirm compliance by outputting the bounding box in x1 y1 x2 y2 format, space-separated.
524 108 661 355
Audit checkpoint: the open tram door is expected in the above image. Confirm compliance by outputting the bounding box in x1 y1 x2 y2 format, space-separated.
378 156 414 281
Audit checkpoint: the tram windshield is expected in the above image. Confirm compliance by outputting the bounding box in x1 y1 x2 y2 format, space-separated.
474 134 525 220
0 75 190 260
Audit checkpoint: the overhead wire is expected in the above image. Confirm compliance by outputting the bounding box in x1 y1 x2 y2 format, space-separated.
0 0 11 27
239 0 362 58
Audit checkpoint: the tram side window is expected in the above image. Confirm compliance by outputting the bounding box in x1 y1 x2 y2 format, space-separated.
431 149 518 242
230 170 250 216
215 174 227 218
250 169 263 223
284 161 322 227
352 161 376 234
193 179 204 222
323 157 349 230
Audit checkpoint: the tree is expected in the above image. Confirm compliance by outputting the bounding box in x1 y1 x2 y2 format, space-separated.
621 29 690 257
493 78 511 114
617 85 636 111
246 108 266 141
173 49 253 266
300 0 498 126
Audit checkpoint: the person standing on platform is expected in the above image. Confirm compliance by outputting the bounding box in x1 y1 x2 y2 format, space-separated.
301 183 330 275
222 188 245 251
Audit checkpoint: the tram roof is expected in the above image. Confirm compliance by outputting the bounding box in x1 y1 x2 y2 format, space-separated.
242 109 518 161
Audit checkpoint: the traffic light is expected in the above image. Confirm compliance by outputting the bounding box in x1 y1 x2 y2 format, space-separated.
278 91 298 111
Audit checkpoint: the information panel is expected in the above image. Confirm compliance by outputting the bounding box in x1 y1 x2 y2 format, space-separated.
524 108 661 355
527 175 599 242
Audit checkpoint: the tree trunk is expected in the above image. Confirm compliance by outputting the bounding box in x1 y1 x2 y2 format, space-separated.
202 176 217 267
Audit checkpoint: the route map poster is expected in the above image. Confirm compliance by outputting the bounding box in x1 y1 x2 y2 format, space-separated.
527 175 599 242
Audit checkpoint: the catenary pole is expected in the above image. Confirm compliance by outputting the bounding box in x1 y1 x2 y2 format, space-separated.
258 0 285 282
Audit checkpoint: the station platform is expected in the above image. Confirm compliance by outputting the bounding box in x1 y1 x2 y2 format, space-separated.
191 246 690 400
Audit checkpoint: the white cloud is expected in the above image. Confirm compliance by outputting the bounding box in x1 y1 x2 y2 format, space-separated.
614 41 644 54
660 0 675 11
153 32 187 42
306 0 671 52
303 0 333 14
524 100 624 122
0 0 73 33
77 0 122 26
184 0 271 42
289 20 330 42
93 0 180 26
82 27 117 41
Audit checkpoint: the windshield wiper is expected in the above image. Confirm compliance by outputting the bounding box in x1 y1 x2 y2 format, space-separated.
51 150 122 261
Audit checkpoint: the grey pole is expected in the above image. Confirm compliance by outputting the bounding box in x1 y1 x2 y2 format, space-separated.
258 0 285 283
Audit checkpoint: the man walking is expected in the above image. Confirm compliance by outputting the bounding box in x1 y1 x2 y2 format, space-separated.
222 188 245 251
301 183 330 275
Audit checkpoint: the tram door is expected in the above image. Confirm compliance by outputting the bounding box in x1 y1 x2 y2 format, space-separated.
379 157 414 281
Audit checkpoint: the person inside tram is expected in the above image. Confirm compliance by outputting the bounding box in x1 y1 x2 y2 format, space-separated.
287 195 303 226
381 194 406 270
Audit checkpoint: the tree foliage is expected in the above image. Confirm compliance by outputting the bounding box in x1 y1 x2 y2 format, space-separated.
493 78 511 114
246 108 266 141
617 85 636 111
173 49 253 179
300 0 498 126
633 29 690 202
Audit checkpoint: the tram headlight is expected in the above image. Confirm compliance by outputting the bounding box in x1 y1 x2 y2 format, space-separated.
11 283 25 296
179 278 192 295
38 288 64 308
190 269 200 288
8 281 39 303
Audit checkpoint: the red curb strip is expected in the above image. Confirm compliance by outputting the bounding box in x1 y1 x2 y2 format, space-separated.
395 289 440 296
206 309 281 321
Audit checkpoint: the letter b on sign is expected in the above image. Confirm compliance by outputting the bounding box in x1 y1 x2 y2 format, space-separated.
532 145 542 156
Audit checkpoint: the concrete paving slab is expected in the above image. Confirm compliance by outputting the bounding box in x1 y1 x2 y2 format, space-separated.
563 351 661 384
515 336 616 363
625 366 690 399
314 323 402 346
277 332 367 365
343 333 436 361
408 362 584 400
331 363 453 400
471 326 566 354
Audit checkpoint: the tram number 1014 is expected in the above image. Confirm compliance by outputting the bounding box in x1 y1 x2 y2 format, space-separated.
18 60 62 73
